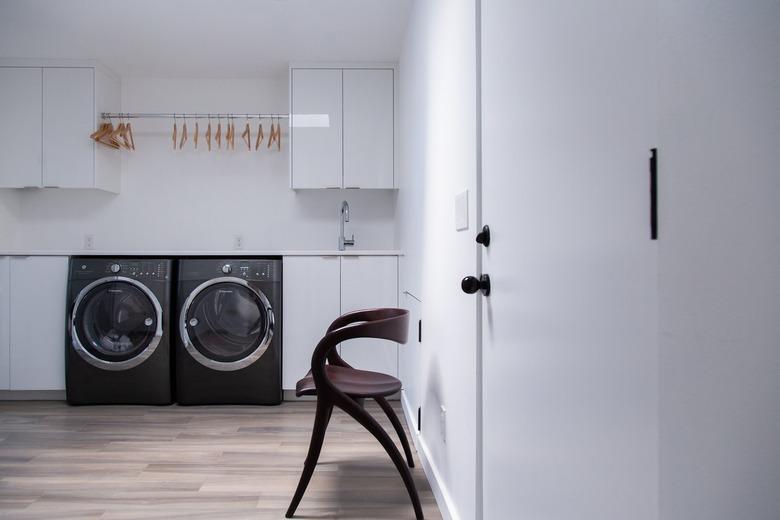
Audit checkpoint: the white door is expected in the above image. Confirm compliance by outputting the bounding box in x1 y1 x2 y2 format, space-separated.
480 2 658 519
343 69 395 188
0 67 42 188
290 68 343 189
657 2 780 519
42 67 95 188
282 256 341 389
340 256 398 376
9 256 69 390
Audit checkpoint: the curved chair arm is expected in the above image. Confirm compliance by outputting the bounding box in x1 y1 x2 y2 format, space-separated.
311 308 410 395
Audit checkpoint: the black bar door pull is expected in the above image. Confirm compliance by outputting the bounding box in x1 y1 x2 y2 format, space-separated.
650 148 658 240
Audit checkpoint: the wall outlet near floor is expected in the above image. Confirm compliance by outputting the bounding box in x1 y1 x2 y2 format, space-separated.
233 235 244 250
83 234 95 250
440 405 447 443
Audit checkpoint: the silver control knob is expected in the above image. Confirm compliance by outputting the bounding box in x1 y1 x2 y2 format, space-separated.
189 318 199 327
144 317 153 326
110 263 121 273
221 264 232 274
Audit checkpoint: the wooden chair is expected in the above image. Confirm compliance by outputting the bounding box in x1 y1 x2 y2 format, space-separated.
285 308 423 520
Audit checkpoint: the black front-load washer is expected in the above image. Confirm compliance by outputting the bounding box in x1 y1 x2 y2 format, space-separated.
66 257 173 405
175 258 282 405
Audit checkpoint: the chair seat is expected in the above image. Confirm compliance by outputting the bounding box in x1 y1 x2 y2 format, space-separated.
296 365 402 398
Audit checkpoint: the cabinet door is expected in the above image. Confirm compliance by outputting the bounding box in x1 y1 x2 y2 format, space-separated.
340 256 398 376
343 69 395 188
282 256 341 389
42 68 95 188
0 257 9 390
0 68 42 188
9 256 68 390
290 69 343 189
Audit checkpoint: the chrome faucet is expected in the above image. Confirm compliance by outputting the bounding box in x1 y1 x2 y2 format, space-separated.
339 200 355 251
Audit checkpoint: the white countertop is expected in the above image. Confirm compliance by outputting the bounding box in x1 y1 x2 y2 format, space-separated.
0 250 401 257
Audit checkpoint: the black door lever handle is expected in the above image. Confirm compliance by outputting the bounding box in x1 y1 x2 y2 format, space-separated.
461 274 491 296
476 225 490 246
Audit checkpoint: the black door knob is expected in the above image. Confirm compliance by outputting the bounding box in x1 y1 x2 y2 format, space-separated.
476 225 490 247
461 274 491 296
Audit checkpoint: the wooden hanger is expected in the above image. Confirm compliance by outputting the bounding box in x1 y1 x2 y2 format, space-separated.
194 120 199 150
120 116 132 150
215 116 222 149
172 115 178 150
91 120 119 149
179 118 188 149
255 120 264 150
206 116 212 151
125 116 135 150
241 117 251 151
268 116 281 150
267 118 275 149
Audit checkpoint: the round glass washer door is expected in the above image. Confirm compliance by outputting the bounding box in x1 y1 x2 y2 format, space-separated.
179 277 274 371
71 277 163 371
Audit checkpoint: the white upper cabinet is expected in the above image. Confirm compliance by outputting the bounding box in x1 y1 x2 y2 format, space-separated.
290 68 343 189
0 68 42 188
343 69 394 189
42 68 95 188
0 63 120 192
290 65 396 190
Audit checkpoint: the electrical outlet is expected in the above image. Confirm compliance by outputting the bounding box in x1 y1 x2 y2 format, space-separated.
440 405 447 444
83 234 95 250
233 235 244 250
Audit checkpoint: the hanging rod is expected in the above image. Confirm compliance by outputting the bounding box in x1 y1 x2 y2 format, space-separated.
101 112 289 120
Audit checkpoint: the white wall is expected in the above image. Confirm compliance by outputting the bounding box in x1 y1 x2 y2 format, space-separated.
658 2 780 519
397 1 478 518
10 77 396 252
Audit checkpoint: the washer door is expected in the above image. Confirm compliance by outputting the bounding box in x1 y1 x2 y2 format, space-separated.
180 277 274 371
71 277 163 371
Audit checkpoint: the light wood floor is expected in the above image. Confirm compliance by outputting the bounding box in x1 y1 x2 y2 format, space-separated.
0 401 441 519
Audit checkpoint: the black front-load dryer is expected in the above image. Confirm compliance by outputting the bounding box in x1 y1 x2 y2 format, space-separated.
175 258 282 405
66 258 173 405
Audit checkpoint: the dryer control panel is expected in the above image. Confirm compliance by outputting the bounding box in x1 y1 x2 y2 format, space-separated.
71 258 170 281
178 258 281 283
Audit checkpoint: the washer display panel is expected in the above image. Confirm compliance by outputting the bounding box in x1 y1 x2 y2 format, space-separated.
72 277 163 370
181 278 274 371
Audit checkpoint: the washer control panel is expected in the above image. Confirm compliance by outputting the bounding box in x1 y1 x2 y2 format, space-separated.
71 258 170 281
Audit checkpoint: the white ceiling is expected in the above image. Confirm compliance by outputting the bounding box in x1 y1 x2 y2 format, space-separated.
0 0 412 77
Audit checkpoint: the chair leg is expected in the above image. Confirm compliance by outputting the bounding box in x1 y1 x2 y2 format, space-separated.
286 399 333 518
375 396 415 468
339 396 425 520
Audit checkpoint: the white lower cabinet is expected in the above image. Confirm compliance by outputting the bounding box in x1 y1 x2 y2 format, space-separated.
282 256 341 389
339 256 399 377
8 256 68 391
282 255 399 390
0 257 10 390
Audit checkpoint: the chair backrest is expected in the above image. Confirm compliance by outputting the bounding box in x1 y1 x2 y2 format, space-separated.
311 308 410 378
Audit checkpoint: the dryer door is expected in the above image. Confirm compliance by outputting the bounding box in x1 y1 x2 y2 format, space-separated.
180 277 274 371
71 277 163 371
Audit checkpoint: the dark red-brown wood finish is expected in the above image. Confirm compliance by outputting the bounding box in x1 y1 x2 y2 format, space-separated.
285 308 423 520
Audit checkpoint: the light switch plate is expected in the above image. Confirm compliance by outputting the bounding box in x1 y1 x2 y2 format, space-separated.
455 190 469 231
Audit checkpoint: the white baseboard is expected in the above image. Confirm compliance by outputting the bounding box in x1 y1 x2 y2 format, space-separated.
401 390 460 520
0 390 66 400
